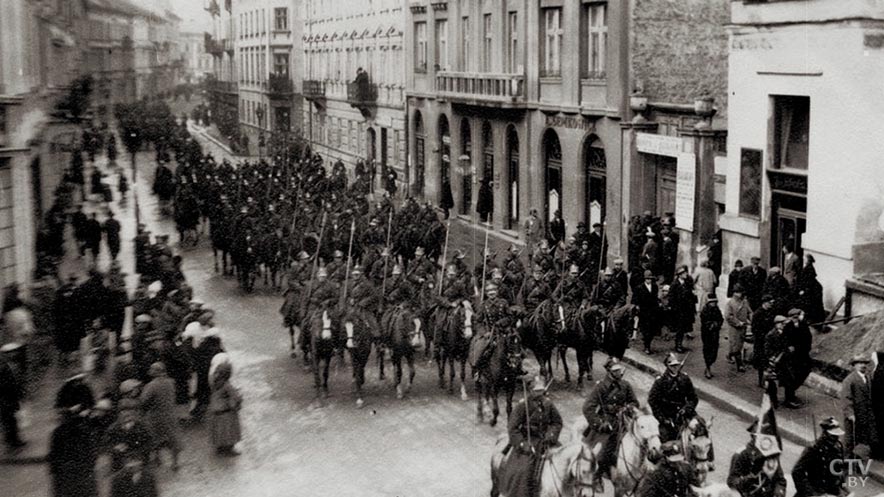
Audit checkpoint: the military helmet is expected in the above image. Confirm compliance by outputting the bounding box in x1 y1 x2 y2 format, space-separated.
317 266 328 278
392 265 402 276
491 268 503 280
569 264 580 276
664 353 683 367
485 282 498 294
298 251 311 261
351 265 363 276
446 264 457 276
333 250 344 258
415 246 425 256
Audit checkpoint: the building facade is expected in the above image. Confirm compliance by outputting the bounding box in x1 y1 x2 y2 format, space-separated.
84 0 138 114
206 0 240 145
0 0 89 290
181 31 213 83
301 0 407 183
723 0 884 312
406 0 728 266
233 0 303 156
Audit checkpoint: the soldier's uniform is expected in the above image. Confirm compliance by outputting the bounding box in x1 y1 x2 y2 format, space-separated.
385 272 415 309
477 292 514 332
792 419 846 497
593 274 626 311
350 273 380 312
727 442 787 497
308 274 340 309
648 357 699 442
637 442 699 497
554 273 587 306
408 253 438 287
520 274 551 313
583 364 639 483
498 379 563 497
325 252 346 283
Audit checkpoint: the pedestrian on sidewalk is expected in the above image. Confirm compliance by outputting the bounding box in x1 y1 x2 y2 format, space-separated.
794 254 825 326
743 257 767 311
632 270 661 355
440 178 454 220
841 354 878 458
48 403 99 497
523 209 542 257
209 353 242 456
727 259 744 298
103 210 122 260
784 308 811 407
725 285 752 372
751 296 777 388
2 284 34 388
0 349 25 451
872 351 884 460
668 266 696 354
118 171 129 203
84 213 103 263
191 328 224 422
140 362 180 471
71 205 88 258
692 260 717 310
700 293 723 379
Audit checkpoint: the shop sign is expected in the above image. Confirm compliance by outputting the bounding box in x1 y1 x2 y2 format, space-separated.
636 132 682 157
545 114 595 132
767 169 807 195
676 153 696 232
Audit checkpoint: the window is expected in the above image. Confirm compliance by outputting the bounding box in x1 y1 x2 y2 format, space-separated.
483 14 493 72
275 7 288 30
414 22 427 72
507 12 519 73
739 148 763 217
274 53 289 76
584 3 607 79
435 20 448 71
773 96 810 170
541 8 563 77
461 16 471 71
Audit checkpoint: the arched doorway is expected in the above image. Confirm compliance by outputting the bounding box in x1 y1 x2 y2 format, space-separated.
583 136 607 226
367 127 377 188
460 119 472 215
478 121 494 223
414 111 425 197
439 115 451 204
543 129 563 223
506 126 519 229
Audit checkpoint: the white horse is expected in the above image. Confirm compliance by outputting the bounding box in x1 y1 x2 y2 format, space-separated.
610 406 662 497
491 434 601 497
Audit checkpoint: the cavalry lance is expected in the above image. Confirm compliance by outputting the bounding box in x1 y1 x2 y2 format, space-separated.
437 221 451 296
378 208 394 315
340 219 356 307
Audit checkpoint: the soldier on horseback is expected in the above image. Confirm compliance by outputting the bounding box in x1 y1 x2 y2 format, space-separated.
498 376 563 497
490 268 515 305
554 264 588 306
592 267 627 313
583 359 639 493
648 353 699 442
384 265 415 310
519 267 551 315
349 266 380 314
407 246 438 287
308 267 339 309
326 250 346 283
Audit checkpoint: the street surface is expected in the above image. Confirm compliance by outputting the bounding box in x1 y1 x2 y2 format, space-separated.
4 126 882 497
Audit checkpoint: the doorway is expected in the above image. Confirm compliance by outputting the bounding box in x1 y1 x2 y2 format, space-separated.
770 193 807 268
460 119 472 215
506 126 519 229
367 127 377 188
543 129 563 222
654 156 677 217
583 136 606 226
479 121 494 224
439 115 451 203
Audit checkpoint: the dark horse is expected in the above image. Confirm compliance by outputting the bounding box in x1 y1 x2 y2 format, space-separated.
558 301 605 388
518 300 559 382
279 285 310 362
342 306 378 408
473 327 523 427
209 207 233 275
602 303 638 360
432 302 473 400
381 304 421 399
308 308 344 398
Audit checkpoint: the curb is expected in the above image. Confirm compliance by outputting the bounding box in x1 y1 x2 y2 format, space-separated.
620 349 884 485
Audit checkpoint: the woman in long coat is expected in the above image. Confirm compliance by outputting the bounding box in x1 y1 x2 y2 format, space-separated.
209 353 242 455
795 255 825 325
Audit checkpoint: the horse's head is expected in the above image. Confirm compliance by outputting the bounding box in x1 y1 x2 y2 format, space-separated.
556 304 567 332
683 415 715 476
571 442 602 497
501 330 523 371
625 406 662 458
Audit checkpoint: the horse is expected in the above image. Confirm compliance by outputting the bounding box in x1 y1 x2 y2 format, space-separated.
490 434 601 497
209 211 233 274
279 286 310 363
680 415 715 486
308 308 344 398
609 406 662 497
382 304 422 399
558 302 604 388
474 327 523 427
603 303 639 360
691 483 741 497
433 302 473 400
519 300 558 382
342 306 377 408
259 232 286 290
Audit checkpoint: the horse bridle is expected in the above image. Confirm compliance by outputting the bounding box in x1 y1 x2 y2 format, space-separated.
546 444 597 497
618 412 661 496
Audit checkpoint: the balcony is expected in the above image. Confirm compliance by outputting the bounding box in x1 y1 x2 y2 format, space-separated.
205 36 223 55
268 74 293 100
435 72 526 108
347 81 378 119
303 79 326 110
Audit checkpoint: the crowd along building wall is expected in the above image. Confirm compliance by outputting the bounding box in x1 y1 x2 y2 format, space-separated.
723 0 884 313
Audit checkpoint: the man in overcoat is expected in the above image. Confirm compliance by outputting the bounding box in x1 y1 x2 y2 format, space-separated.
792 417 846 497
841 354 878 457
632 270 660 355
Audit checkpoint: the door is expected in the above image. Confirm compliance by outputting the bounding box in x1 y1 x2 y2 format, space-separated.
771 193 807 268
507 128 519 229
655 158 677 217
380 128 388 184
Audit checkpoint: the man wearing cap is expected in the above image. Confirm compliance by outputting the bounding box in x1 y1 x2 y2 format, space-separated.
764 315 795 408
477 283 514 333
555 264 587 307
743 257 768 311
583 359 639 492
519 267 551 314
407 247 439 288
633 270 661 355
750 295 777 387
308 267 340 309
792 417 846 497
763 268 791 315
669 266 697 354
727 430 787 497
841 354 878 457
637 441 698 497
441 264 471 309
498 376 562 497
325 250 346 283
699 293 724 379
524 209 542 257
611 258 628 295
502 245 525 292
785 309 812 407
593 267 626 313
385 265 415 309
649 353 698 442
726 285 753 372
490 268 516 305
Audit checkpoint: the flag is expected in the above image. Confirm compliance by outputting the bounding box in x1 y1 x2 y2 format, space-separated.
747 391 783 457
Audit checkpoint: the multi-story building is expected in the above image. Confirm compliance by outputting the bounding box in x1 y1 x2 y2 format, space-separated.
206 0 240 145
180 31 213 83
0 0 89 289
84 0 140 114
723 0 884 313
132 8 184 100
234 0 303 156
406 0 728 266
301 0 407 184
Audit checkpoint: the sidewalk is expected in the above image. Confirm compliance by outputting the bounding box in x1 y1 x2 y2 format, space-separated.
1 132 145 464
620 342 884 484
